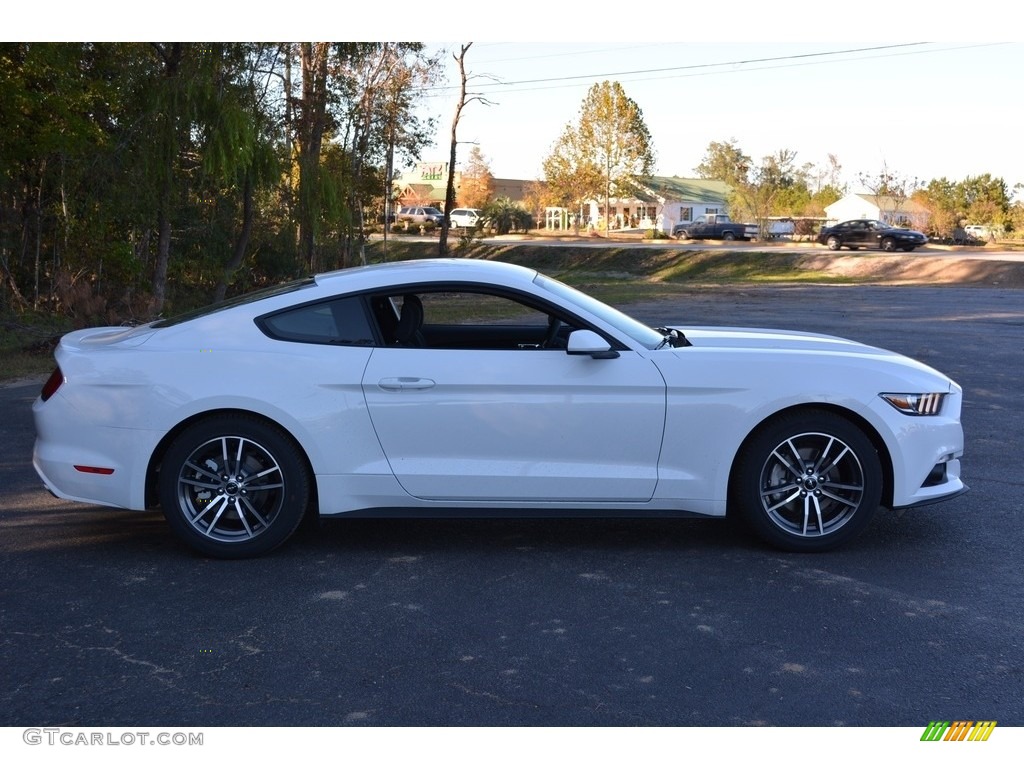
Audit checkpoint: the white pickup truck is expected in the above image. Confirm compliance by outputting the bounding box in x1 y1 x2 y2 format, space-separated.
964 225 991 241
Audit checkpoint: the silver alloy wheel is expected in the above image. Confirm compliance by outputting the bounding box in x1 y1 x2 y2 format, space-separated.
881 237 896 252
175 434 286 543
827 235 841 250
757 431 866 538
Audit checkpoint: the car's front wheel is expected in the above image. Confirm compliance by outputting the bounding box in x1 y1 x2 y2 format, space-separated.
159 415 311 558
826 235 842 250
722 231 736 241
731 410 882 552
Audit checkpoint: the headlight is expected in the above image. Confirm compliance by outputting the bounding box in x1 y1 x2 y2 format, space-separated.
880 392 946 416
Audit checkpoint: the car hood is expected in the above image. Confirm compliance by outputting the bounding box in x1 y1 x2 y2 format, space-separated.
678 326 887 354
665 326 957 388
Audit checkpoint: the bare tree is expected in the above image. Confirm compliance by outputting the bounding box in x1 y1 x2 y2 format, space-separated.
439 43 492 257
858 161 920 226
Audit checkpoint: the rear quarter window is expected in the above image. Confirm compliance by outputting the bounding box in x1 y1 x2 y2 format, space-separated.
258 296 376 346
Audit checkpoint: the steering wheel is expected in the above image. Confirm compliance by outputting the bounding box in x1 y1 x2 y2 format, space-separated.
541 315 564 349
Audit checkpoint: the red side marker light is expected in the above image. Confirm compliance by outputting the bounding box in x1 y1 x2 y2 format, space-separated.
41 367 64 401
74 465 115 475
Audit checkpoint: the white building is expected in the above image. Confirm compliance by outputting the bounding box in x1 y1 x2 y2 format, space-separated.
580 177 732 233
825 194 931 231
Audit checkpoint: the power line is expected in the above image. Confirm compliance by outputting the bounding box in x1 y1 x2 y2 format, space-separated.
418 42 1006 97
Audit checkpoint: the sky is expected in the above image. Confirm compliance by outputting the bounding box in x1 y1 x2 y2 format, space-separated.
413 40 1024 197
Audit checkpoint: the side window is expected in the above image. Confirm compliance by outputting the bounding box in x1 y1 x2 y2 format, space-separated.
259 296 376 346
376 289 577 350
418 291 548 327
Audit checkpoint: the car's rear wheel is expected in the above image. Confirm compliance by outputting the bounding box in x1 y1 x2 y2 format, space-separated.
881 237 897 252
159 415 310 558
731 410 882 552
826 235 842 250
723 231 736 241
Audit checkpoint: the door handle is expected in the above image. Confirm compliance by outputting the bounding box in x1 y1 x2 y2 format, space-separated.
378 377 436 392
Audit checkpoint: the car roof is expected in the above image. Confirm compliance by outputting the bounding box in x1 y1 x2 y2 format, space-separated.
313 259 539 293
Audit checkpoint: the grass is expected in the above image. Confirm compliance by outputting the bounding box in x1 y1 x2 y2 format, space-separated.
0 311 72 383
366 241 860 306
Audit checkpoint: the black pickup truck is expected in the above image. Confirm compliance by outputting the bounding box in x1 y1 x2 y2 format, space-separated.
672 213 751 241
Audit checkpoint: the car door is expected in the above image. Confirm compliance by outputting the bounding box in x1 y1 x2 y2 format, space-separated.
849 220 873 247
360 289 666 502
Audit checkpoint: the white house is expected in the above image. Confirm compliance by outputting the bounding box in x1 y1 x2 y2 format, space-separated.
580 177 732 232
825 194 930 231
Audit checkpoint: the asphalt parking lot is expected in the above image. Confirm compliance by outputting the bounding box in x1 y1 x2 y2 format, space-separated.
1 283 1022 727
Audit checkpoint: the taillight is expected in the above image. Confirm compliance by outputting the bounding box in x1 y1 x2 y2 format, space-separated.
41 367 64 401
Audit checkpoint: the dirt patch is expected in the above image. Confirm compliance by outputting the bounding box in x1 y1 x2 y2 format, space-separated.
797 254 1024 287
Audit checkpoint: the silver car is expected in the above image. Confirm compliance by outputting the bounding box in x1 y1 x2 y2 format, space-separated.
397 206 444 224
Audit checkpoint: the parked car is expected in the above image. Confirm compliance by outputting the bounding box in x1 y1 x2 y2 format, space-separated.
397 206 444 224
449 208 484 228
816 220 928 252
964 225 991 241
33 259 964 558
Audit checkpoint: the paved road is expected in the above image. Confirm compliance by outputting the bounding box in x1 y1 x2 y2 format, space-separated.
1 284 1022 727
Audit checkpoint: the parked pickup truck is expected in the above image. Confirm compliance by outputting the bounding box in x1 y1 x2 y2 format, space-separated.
672 213 751 241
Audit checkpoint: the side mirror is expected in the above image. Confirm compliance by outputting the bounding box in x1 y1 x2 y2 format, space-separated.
567 330 619 359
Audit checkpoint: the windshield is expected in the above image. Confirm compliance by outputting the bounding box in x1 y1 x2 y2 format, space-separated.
533 274 665 349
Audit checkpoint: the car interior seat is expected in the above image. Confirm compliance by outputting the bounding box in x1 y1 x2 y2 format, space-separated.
394 294 425 347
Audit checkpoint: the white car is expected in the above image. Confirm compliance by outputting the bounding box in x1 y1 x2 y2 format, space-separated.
33 260 965 558
449 208 483 228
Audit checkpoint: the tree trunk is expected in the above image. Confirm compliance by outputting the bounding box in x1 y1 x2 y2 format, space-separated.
439 44 472 257
152 198 171 316
296 43 330 273
213 172 254 303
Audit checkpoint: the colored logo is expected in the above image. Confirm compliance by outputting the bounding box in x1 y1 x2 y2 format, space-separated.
921 721 996 741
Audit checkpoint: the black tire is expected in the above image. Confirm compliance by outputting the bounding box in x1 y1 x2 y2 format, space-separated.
675 229 690 240
159 415 311 558
881 237 897 252
722 231 736 241
826 235 842 251
731 410 882 552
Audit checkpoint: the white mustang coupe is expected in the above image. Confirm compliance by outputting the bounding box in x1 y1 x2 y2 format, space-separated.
33 259 965 558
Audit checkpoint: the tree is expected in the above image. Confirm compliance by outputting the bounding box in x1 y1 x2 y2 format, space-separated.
484 197 532 235
694 139 751 186
330 43 438 268
439 43 492 257
291 43 332 273
370 45 440 263
459 145 494 209
543 81 654 233
857 162 920 225
696 141 809 232
541 123 602 220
